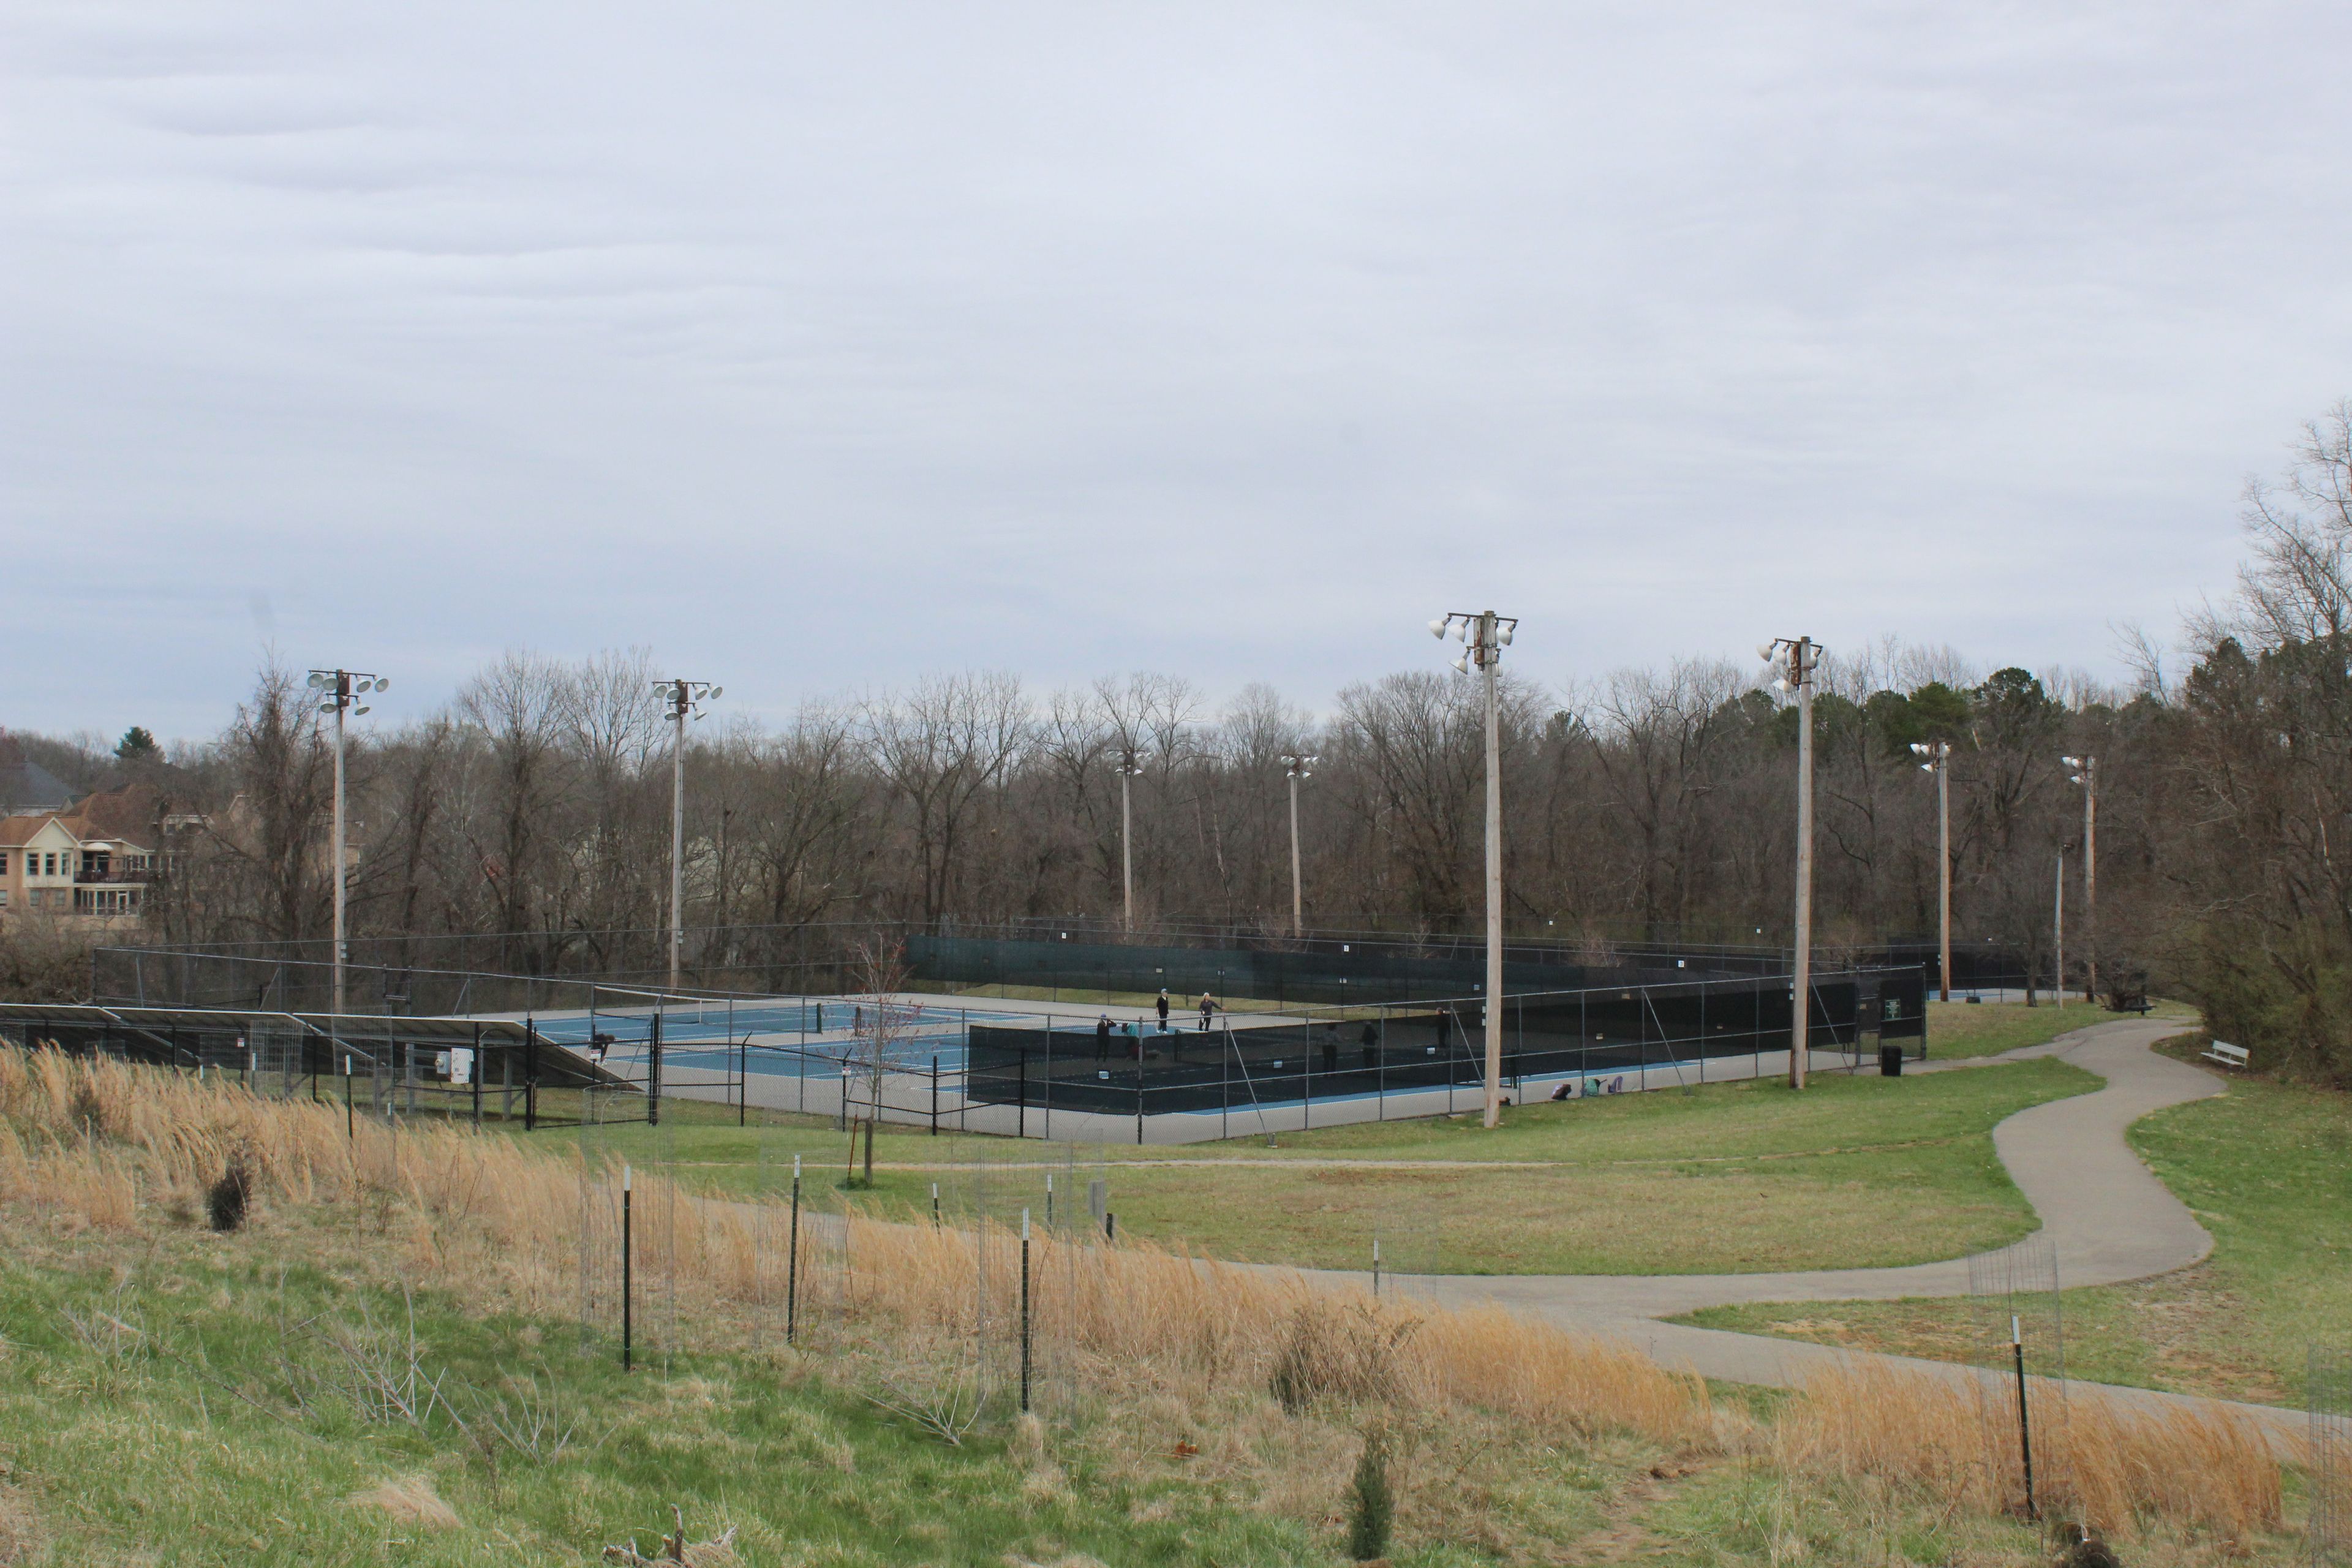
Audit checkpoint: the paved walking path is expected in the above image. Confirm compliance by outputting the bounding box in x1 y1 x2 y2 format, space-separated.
1332 1018 2307 1449
1385 1017 2218 1321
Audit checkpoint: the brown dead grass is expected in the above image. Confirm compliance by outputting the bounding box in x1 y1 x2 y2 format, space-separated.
347 1473 460 1530
0 1480 41 1566
1776 1360 2286 1544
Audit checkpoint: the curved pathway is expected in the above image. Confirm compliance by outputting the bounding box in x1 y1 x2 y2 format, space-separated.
1327 1017 2305 1446
1390 1016 2220 1323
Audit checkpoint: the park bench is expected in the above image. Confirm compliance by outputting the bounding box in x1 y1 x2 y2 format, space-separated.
2201 1041 2250 1070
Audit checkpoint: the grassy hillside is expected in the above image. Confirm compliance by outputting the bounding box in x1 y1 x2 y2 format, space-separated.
0 1044 2308 1564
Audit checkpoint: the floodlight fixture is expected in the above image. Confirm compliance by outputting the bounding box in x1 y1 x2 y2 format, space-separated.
1428 617 1448 638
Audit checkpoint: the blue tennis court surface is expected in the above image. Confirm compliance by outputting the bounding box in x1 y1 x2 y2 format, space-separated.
521 997 1050 1077
529 1001 829 1045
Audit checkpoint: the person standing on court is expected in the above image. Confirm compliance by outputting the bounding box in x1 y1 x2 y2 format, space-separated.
1095 1012 1112 1061
1156 989 1171 1032
1197 990 1216 1032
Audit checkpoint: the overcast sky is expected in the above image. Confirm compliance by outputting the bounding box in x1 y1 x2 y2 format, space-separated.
6 2 2348 741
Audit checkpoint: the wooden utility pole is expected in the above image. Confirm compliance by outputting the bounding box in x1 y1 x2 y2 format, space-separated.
1766 636 1822 1090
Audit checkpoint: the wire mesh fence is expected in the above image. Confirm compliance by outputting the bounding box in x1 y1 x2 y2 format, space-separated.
2315 1343 2352 1566
1969 1235 2073 1527
9 956 1932 1148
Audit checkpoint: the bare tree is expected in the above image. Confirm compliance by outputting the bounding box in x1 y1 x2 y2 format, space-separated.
845 938 918 1185
201 664 337 946
864 673 1032 927
456 652 575 938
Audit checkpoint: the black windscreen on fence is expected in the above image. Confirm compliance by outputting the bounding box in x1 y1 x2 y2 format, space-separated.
907 933 1713 1006
962 967 1926 1120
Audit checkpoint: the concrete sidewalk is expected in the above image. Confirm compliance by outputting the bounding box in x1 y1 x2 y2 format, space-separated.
1322 1018 2304 1448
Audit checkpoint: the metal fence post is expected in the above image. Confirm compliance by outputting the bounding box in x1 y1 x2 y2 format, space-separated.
786 1156 802 1345
1019 1208 1033 1412
621 1163 635 1372
2012 1314 2037 1519
648 1011 663 1127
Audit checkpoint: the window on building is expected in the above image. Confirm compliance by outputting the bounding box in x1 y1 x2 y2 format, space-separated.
0 852 9 873
43 853 57 876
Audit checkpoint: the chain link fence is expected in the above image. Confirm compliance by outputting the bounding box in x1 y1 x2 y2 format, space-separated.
2315 1344 2351 1566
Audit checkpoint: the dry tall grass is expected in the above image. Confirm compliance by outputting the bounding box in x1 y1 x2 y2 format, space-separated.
1766 1341 2288 1539
0 1045 2295 1542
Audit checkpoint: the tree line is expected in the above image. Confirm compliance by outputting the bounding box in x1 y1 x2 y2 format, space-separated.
11 403 2352 1084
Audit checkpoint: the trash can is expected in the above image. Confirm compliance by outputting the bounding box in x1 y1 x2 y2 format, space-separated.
1879 1042 1904 1077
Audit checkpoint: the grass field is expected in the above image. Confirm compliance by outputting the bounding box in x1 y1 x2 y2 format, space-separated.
527 1057 2100 1276
1921 995 2196 1059
0 1044 2309 1565
0 1234 1332 1566
1678 1037 2351 1407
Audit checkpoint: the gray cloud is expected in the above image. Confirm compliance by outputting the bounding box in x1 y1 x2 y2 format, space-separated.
5 1 2348 737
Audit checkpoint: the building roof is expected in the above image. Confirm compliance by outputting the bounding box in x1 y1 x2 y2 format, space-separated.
58 785 159 849
0 815 76 850
0 757 72 812
0 791 157 855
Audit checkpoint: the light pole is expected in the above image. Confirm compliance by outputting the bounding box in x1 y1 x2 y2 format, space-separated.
1910 740 1953 1002
1430 609 1518 1129
307 668 388 1017
655 679 722 991
2062 755 2097 1004
1280 754 1316 936
1760 636 1823 1090
2054 851 2065 1009
1112 747 1144 931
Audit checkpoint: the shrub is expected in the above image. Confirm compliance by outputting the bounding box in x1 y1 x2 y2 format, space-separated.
207 1158 251 1232
1345 1423 1393 1561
